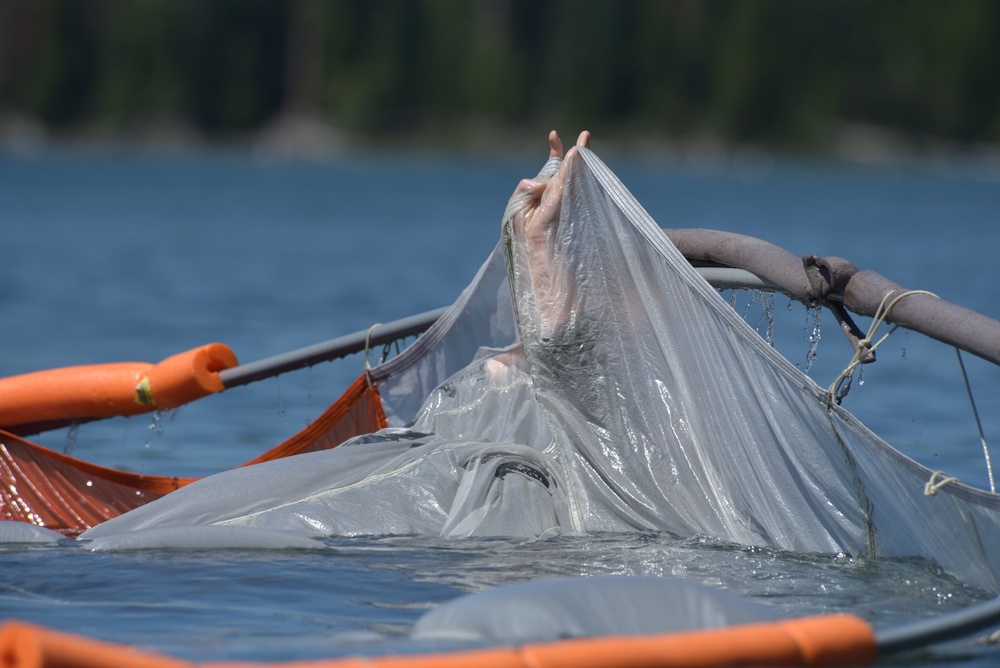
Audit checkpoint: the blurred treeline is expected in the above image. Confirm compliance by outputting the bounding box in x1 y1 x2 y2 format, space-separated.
2 0 999 152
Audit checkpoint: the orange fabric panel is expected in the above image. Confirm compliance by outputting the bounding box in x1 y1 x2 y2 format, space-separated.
242 374 388 466
0 375 386 535
0 431 191 535
0 615 878 668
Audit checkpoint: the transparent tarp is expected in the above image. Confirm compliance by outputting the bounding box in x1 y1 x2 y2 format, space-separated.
82 147 1000 593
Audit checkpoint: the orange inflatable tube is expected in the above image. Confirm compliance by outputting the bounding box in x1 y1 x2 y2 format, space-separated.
0 621 191 668
0 343 237 430
0 614 878 668
141 343 238 409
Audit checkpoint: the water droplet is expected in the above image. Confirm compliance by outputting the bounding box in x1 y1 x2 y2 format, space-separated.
805 305 822 372
306 367 314 410
760 291 776 344
738 290 777 344
63 422 80 456
147 411 165 435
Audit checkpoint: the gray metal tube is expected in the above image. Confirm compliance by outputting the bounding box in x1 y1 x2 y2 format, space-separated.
877 595 1000 655
218 307 448 389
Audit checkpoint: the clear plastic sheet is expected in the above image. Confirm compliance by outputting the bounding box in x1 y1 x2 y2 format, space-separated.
412 576 782 643
82 146 1000 593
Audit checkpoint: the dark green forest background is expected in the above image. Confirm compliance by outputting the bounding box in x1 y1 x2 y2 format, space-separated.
2 0 999 155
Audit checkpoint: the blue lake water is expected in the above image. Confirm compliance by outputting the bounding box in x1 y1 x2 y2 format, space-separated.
1 145 999 664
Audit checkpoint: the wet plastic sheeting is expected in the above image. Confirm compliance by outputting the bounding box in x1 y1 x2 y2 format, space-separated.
81 148 1000 593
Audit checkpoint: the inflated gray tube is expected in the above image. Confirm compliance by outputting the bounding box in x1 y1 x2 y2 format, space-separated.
412 576 782 643
843 269 1000 368
876 594 1000 655
666 228 816 299
665 228 1000 367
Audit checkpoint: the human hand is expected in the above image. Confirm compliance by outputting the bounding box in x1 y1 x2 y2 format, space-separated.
502 131 591 338
504 131 591 244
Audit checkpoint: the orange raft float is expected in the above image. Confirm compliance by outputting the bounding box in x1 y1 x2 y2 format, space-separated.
0 343 238 433
0 614 879 668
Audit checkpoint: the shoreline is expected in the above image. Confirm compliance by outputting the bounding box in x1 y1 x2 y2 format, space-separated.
3 112 1000 176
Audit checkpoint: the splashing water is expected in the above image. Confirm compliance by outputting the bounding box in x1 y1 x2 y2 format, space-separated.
731 290 777 345
805 305 822 372
757 291 776 344
144 410 168 448
148 412 162 435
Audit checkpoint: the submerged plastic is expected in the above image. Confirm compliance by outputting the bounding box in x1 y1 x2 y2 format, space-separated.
84 525 328 552
80 147 1000 592
412 576 784 643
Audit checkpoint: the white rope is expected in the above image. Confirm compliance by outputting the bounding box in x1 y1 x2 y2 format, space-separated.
925 470 960 496
956 348 995 493
363 322 383 389
826 289 938 407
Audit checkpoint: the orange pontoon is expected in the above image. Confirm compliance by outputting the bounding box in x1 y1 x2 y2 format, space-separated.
0 614 879 668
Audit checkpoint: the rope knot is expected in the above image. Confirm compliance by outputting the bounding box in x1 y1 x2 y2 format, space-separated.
925 470 959 496
825 289 937 408
363 322 383 389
